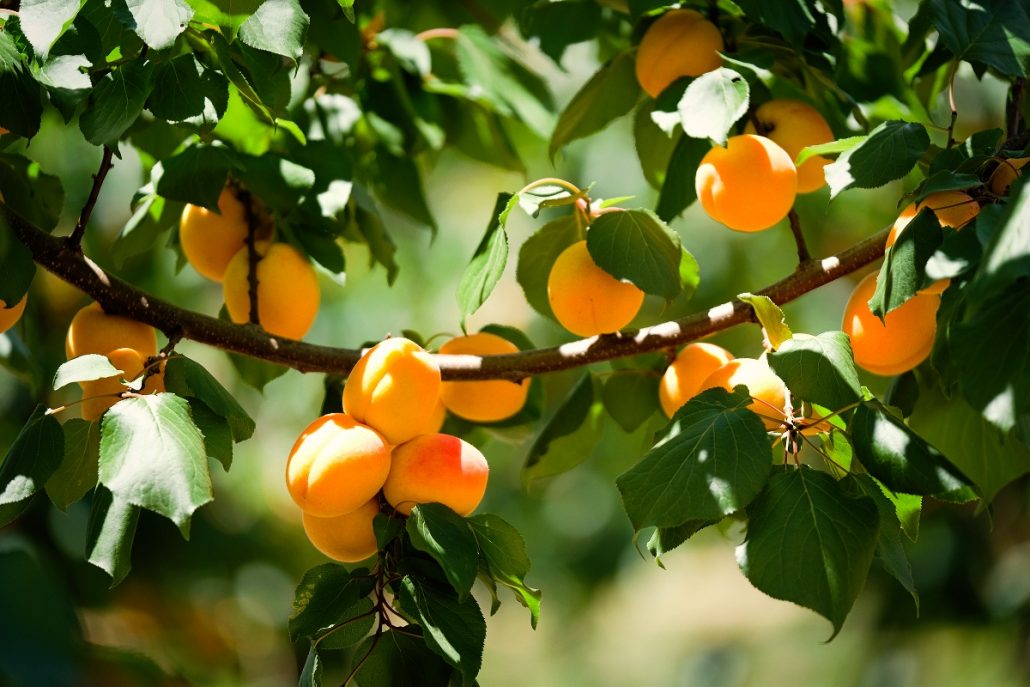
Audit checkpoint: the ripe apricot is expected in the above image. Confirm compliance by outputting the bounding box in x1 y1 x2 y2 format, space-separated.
700 357 788 430
886 191 979 295
285 413 392 518
547 240 645 337
179 188 261 282
989 157 1030 195
302 497 380 563
0 294 27 334
420 400 447 435
81 347 165 421
65 302 158 359
695 134 798 232
342 337 442 446
439 333 529 423
635 9 724 98
383 433 489 516
659 342 734 418
744 100 834 194
223 241 320 340
842 272 939 377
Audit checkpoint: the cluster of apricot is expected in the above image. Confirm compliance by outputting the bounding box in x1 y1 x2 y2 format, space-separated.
285 337 504 563
179 187 320 340
0 293 27 337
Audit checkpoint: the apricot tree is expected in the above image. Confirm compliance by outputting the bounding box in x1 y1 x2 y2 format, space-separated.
1 0 1030 685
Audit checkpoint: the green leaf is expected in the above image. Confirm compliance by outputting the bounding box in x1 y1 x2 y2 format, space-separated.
868 209 943 317
53 354 122 390
457 194 510 330
0 29 44 137
973 180 1030 300
646 519 719 568
586 208 683 298
407 504 480 600
635 103 679 190
794 136 864 167
86 486 140 586
298 646 322 687
655 135 711 221
468 514 541 628
189 401 233 471
602 371 660 433
396 577 485 685
226 349 289 391
19 0 85 58
377 28 431 75
98 394 212 529
354 630 453 687
616 387 773 530
37 54 92 118
524 374 595 473
163 356 256 442
319 597 375 650
738 467 879 638
734 0 816 46
677 68 750 144
79 62 156 146
289 563 375 641
0 213 38 307
148 55 228 127
238 0 309 60
373 512 405 550
234 152 315 212
0 407 64 523
930 0 1030 77
516 216 580 321
0 154 65 232
372 151 437 231
113 192 184 267
518 0 602 63
155 145 234 210
46 419 100 511
824 121 930 199
738 293 792 350
125 0 193 50
767 331 863 412
549 49 638 158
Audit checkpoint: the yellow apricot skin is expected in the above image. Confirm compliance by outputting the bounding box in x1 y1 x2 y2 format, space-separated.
0 294 27 334
65 302 158 360
700 357 788 430
302 497 380 563
842 272 939 377
80 348 166 422
744 100 834 194
439 333 530 423
180 188 264 282
383 433 489 517
695 134 798 232
342 338 443 446
635 9 724 98
223 241 320 340
989 157 1030 195
547 241 645 337
285 413 392 518
659 342 734 418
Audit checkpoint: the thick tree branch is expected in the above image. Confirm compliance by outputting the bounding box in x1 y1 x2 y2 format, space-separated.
5 207 887 381
67 146 114 249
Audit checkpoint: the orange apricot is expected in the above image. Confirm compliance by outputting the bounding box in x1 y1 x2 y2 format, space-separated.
285 413 392 518
342 338 442 446
658 342 735 418
635 9 724 98
80 347 165 421
302 498 380 563
0 294 27 334
547 240 645 337
180 188 264 282
419 399 447 435
223 241 320 340
744 99 834 194
438 333 530 423
842 272 939 376
383 433 489 516
65 302 158 359
989 157 1030 195
886 191 979 296
700 357 788 430
695 134 798 232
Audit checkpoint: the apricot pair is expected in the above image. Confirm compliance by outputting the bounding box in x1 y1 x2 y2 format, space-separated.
886 191 979 296
0 295 27 334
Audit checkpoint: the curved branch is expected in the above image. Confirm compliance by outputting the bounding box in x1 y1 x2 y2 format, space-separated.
6 208 887 381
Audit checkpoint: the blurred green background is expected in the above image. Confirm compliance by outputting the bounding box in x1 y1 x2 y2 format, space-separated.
3 13 1030 686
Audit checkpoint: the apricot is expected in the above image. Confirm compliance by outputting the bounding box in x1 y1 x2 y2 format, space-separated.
80 347 166 421
302 497 380 563
695 134 798 232
635 9 724 98
700 357 788 430
842 272 939 377
886 191 979 295
383 433 489 516
439 333 529 423
180 188 263 282
420 399 447 435
65 302 158 359
547 240 645 337
0 294 27 334
989 157 1030 195
343 337 442 446
659 342 735 418
223 241 320 340
744 100 834 194
285 413 392 518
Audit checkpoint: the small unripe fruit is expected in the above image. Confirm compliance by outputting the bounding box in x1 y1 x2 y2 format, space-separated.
439 333 530 423
302 498 380 563
635 9 724 98
989 157 1030 195
180 188 269 282
65 302 158 360
886 191 979 296
744 100 834 194
700 357 788 430
0 294 27 334
695 135 798 232
547 240 645 337
223 241 320 340
342 338 442 446
384 433 489 516
659 342 735 418
842 272 939 377
285 414 392 518
80 347 165 421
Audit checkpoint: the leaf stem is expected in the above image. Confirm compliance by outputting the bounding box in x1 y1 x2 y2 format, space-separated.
516 177 584 197
416 27 460 42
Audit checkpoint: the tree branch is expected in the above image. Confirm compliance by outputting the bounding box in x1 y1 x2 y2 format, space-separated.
787 209 811 264
5 207 887 381
66 146 114 250
1007 77 1025 140
239 189 261 325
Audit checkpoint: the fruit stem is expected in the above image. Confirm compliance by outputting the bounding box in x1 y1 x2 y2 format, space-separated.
946 60 959 148
787 209 812 264
415 27 460 42
66 146 114 251
516 177 584 198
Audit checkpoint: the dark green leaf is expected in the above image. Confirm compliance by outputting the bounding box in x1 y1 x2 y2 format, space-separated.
354 630 452 687
825 121 930 199
148 55 228 127
113 192 185 267
53 354 122 390
0 407 63 523
655 135 710 221
734 0 816 46
190 400 233 471
86 486 140 586
155 145 234 210
973 180 1030 300
79 61 155 146
587 208 683 298
37 54 92 118
378 28 431 75
925 219 983 282
524 373 594 472
298 646 322 687
396 577 485 685
518 0 601 63
226 349 290 391
0 154 65 233
457 194 510 329
0 215 37 307
767 331 863 412
19 0 85 58
549 49 638 157
124 0 193 50
289 563 375 641
868 209 943 317
407 504 480 600
319 597 375 650
602 371 660 433
373 512 404 550
46 419 100 510
634 103 679 190
515 216 580 321
0 31 44 137
646 519 719 567
372 152 436 231
164 356 256 442
930 0 1030 77
468 514 541 628
234 152 315 212
238 0 309 60
677 68 749 144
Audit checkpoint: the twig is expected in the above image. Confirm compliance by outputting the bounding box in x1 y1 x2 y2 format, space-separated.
1007 78 1025 140
787 209 811 264
415 27 459 42
947 60 959 148
66 146 114 250
239 190 261 325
